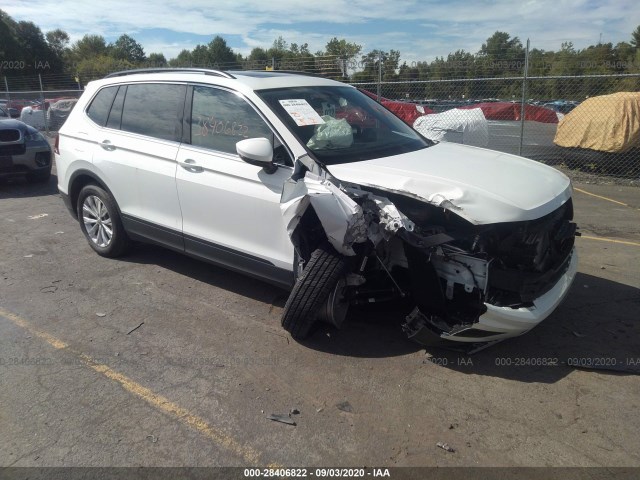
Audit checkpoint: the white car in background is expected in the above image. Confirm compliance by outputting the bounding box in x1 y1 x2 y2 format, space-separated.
55 69 578 349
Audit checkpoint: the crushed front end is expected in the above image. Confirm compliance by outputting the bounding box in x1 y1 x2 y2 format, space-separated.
280 162 578 348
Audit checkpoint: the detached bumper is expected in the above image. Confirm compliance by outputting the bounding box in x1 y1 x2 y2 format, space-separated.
445 247 578 343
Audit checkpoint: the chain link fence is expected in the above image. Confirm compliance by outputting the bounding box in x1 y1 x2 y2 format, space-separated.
353 74 640 180
0 73 83 136
2 52 639 181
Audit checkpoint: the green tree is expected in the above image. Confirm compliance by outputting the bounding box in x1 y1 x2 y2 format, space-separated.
324 37 361 59
267 36 288 60
75 55 134 81
207 35 237 67
477 31 525 97
112 33 146 64
16 21 59 71
45 29 70 59
319 37 362 78
0 9 22 66
631 25 640 48
146 52 167 67
247 47 268 61
70 34 109 65
192 44 212 66
168 49 193 67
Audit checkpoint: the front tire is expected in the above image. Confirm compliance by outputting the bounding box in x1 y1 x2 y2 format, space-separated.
281 243 347 339
77 184 130 257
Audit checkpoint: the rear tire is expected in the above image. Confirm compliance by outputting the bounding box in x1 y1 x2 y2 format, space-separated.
77 184 130 258
281 243 347 339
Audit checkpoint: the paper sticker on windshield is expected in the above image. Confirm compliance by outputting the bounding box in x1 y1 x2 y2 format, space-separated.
279 99 325 126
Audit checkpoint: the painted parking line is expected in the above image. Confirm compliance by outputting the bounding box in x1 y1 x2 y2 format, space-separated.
0 306 272 466
579 235 640 247
574 187 640 210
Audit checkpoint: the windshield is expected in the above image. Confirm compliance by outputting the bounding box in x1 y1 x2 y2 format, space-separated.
257 86 432 165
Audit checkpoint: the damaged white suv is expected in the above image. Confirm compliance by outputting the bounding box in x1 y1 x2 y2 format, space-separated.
56 69 578 349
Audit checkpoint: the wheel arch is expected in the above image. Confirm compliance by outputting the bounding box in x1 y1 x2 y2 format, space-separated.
290 205 328 264
68 169 121 219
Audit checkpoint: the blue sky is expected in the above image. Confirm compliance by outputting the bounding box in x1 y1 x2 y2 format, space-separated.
4 0 638 63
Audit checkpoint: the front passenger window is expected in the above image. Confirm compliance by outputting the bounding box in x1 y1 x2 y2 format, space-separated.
190 87 273 155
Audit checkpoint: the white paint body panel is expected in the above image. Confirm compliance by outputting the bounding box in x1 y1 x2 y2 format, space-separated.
328 142 572 225
92 130 182 231
175 145 294 270
447 248 578 342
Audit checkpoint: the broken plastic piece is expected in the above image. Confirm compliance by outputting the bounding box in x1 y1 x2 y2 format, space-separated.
281 173 367 256
267 414 297 426
127 322 144 335
436 442 455 452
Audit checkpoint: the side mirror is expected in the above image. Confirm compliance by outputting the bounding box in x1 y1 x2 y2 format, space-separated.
236 137 277 174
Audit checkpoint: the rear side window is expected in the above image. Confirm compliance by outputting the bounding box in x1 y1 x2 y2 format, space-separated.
190 86 272 154
120 83 186 142
86 86 118 126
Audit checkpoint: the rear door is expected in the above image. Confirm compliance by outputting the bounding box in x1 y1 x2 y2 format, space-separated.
91 82 187 250
175 85 294 286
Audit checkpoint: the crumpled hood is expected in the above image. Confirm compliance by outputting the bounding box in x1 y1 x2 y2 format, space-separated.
326 142 572 225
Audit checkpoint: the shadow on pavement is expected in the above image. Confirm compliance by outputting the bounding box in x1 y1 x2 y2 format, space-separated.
119 243 290 308
108 237 640 367
0 173 59 199
301 272 640 381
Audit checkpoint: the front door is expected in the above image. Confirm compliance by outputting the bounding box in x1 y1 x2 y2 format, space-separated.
175 85 294 286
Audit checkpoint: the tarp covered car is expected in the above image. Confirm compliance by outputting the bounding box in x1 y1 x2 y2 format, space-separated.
460 102 559 124
359 89 434 125
553 92 640 153
47 98 79 131
413 108 489 147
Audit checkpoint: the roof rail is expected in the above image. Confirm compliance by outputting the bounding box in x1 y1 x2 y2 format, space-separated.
233 69 327 79
105 68 235 79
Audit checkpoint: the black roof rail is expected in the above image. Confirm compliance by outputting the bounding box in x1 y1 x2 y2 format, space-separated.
104 68 235 79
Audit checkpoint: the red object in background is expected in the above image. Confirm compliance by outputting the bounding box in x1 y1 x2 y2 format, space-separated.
459 102 559 124
359 89 434 125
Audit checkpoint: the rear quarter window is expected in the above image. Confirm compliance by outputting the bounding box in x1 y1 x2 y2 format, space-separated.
86 86 118 126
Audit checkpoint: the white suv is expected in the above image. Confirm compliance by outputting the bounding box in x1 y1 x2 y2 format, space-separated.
56 69 578 349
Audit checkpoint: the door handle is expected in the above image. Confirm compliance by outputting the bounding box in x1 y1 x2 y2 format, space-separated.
100 140 116 151
179 158 203 173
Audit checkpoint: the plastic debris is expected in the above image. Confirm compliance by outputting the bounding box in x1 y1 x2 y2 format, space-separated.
127 322 145 335
267 414 296 426
437 442 455 452
96 312 106 317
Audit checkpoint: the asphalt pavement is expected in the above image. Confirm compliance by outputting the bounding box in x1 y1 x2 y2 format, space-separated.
1 166 639 468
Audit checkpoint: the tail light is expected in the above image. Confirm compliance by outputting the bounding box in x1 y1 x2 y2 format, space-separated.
54 134 60 155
